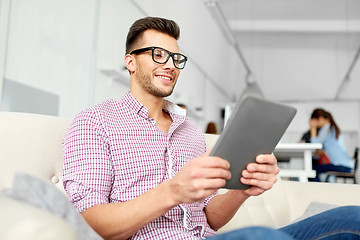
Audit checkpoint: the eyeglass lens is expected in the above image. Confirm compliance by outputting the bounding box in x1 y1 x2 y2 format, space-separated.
152 48 186 69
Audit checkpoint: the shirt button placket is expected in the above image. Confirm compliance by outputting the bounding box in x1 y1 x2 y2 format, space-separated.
167 139 174 178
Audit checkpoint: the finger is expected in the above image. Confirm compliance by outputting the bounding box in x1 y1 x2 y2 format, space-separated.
241 177 277 191
246 163 279 174
242 170 278 182
197 156 230 170
201 168 231 180
191 178 227 191
188 166 231 180
255 154 277 165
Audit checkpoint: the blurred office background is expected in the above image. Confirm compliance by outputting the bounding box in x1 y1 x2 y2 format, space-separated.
0 0 359 155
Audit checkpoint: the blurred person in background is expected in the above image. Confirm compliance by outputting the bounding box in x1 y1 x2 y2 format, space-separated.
309 108 354 182
205 121 218 134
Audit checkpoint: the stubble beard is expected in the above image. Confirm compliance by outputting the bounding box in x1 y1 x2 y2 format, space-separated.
136 67 176 98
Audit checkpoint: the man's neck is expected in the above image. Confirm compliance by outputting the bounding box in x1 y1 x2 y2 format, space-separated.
129 89 166 120
130 89 173 134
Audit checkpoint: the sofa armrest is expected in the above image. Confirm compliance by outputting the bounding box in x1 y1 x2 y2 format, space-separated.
218 180 360 233
218 178 292 233
0 195 80 240
283 180 360 221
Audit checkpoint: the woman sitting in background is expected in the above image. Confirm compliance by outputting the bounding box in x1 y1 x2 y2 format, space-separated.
310 108 354 182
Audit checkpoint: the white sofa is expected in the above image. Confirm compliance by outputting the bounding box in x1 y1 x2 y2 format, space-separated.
1 112 360 239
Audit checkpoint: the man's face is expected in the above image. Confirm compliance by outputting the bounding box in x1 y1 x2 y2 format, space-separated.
130 30 181 98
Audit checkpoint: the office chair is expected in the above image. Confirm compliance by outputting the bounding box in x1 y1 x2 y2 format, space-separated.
325 147 359 184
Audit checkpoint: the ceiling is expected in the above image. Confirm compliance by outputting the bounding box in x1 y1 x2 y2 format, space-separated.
209 0 360 102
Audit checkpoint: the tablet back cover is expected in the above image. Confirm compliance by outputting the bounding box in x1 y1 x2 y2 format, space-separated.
210 96 296 189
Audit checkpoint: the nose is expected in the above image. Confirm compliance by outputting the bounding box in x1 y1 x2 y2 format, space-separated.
163 55 176 69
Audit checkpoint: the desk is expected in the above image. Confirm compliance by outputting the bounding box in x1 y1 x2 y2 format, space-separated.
274 143 322 182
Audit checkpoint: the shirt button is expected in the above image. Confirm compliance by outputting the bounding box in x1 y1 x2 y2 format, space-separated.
51 176 60 184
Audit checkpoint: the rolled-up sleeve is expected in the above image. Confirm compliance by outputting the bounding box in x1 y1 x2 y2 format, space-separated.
62 110 114 213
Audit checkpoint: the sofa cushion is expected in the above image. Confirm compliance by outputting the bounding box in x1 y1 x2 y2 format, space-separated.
218 178 292 233
0 195 79 240
292 201 339 223
4 172 102 240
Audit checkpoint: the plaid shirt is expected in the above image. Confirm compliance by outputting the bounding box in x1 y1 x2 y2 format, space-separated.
63 92 217 239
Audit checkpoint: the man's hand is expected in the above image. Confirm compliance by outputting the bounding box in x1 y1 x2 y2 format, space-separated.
204 154 279 230
169 151 231 205
240 154 279 196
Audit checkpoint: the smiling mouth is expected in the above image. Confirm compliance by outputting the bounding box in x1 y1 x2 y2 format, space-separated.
155 75 172 81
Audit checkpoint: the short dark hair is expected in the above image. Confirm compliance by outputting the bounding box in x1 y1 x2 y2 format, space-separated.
125 17 180 54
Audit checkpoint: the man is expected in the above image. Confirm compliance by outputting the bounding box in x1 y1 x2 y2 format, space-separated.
63 17 360 240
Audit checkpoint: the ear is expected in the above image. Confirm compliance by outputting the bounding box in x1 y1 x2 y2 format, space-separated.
125 54 135 73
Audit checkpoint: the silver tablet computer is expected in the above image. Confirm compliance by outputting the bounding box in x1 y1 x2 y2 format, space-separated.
210 95 297 189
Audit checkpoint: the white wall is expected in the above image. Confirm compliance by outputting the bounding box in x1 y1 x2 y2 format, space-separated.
238 33 360 102
3 0 98 117
0 0 11 102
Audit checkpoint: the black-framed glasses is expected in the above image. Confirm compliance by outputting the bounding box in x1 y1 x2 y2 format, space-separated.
130 46 188 70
